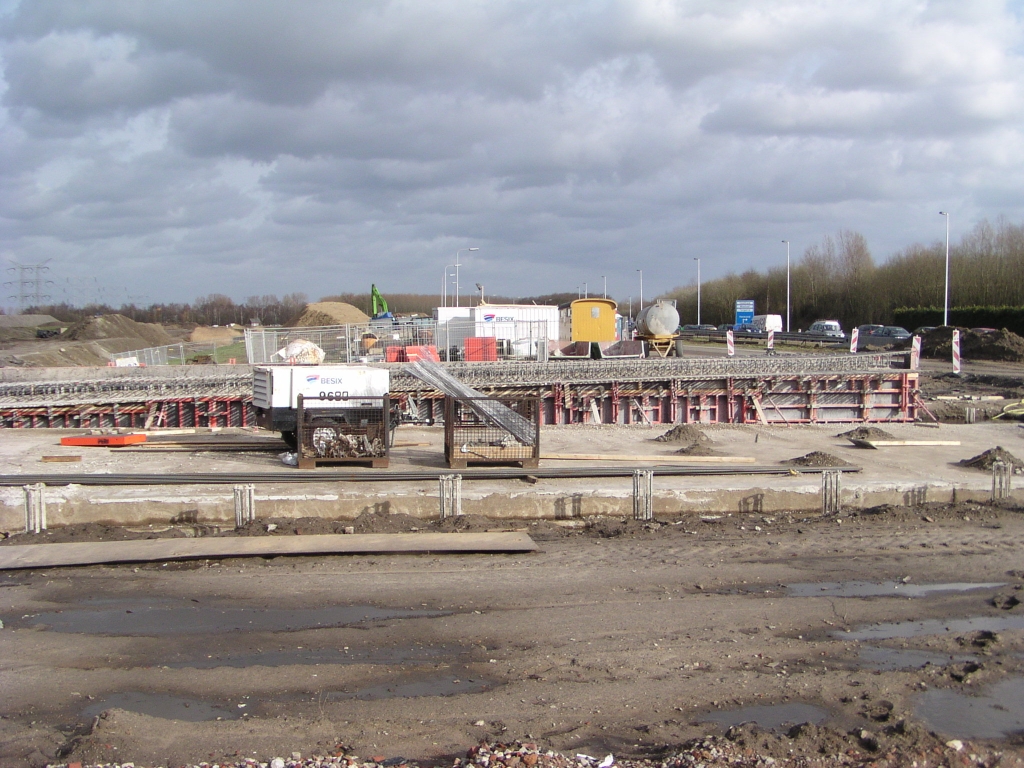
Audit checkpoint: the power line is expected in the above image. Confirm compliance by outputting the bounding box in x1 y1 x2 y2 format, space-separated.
4 260 54 313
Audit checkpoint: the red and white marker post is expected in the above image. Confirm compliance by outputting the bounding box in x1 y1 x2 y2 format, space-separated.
952 329 961 374
850 327 859 354
726 330 735 357
910 335 921 370
767 330 775 352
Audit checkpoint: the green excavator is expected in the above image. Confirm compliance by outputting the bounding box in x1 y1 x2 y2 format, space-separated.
371 284 393 320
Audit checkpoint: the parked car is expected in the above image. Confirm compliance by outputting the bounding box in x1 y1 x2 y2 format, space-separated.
971 327 998 334
874 326 910 340
808 320 845 338
856 324 883 337
680 324 717 332
717 323 733 332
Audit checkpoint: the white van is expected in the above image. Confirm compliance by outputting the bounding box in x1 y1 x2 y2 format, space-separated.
809 320 845 338
751 314 783 333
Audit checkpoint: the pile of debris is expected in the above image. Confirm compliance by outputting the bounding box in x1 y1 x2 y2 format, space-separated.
920 327 1024 363
959 446 1024 471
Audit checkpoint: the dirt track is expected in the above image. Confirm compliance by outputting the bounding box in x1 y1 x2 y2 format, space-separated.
3 501 1024 767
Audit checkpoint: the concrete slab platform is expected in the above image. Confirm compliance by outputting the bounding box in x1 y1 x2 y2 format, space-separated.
0 421 1020 529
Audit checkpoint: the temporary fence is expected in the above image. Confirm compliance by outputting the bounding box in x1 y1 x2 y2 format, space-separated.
244 320 551 365
110 340 246 367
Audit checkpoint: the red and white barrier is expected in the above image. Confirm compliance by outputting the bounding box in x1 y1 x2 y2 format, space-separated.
726 330 735 357
850 327 859 354
910 335 921 370
952 329 961 374
767 330 775 351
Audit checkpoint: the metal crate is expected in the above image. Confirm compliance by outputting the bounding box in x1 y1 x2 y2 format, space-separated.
296 394 390 468
444 396 540 468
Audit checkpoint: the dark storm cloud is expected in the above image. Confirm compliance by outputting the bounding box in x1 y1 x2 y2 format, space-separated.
0 1 1022 303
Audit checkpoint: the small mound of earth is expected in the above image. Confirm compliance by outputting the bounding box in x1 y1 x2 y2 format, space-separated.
837 426 895 441
921 326 1024 363
959 446 1024 470
675 442 717 456
655 424 709 444
61 314 175 346
783 451 854 467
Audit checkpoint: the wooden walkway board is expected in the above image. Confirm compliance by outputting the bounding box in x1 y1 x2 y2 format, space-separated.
541 453 756 464
0 532 538 570
848 439 961 449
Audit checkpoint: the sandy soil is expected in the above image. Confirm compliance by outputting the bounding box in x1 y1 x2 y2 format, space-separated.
2 500 1024 767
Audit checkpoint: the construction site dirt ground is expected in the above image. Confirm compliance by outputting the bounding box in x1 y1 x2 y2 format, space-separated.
4 498 1024 766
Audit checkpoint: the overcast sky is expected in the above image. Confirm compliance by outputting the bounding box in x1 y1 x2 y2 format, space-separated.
1 1 1022 307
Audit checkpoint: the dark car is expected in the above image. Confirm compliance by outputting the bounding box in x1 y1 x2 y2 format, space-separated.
856 324 884 337
680 324 717 332
971 327 998 334
912 326 936 335
874 326 911 340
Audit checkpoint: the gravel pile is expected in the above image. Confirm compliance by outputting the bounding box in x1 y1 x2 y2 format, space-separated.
782 451 854 467
836 426 895 441
654 425 709 444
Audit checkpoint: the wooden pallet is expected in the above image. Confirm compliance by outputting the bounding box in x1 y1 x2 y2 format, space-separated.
448 457 539 469
297 455 389 469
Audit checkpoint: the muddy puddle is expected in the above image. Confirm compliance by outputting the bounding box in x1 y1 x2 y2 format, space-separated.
856 645 977 671
80 692 243 722
788 581 1005 598
166 643 470 669
8 598 444 635
700 702 829 731
918 677 1024 739
844 615 1024 641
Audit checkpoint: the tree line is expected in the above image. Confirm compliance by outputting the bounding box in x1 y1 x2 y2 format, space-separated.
26 290 583 327
663 218 1024 331
25 217 1022 331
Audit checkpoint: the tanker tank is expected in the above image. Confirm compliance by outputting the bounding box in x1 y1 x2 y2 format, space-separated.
635 301 680 338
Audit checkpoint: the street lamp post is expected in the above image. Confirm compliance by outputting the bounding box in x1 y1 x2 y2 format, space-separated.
694 257 701 326
782 240 790 332
637 269 643 311
602 275 607 298
939 212 950 327
442 265 456 307
584 282 588 299
454 247 479 308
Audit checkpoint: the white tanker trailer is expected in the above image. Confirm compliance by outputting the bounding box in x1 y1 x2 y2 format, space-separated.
635 300 681 357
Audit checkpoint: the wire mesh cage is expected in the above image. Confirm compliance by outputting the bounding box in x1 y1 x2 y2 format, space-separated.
296 394 391 468
444 395 540 468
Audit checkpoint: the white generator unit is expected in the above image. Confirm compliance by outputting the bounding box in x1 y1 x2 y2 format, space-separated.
253 365 390 448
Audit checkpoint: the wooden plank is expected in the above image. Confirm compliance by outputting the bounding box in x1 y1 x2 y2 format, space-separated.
41 455 82 463
541 452 756 463
751 396 769 426
0 532 538 570
847 439 961 449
